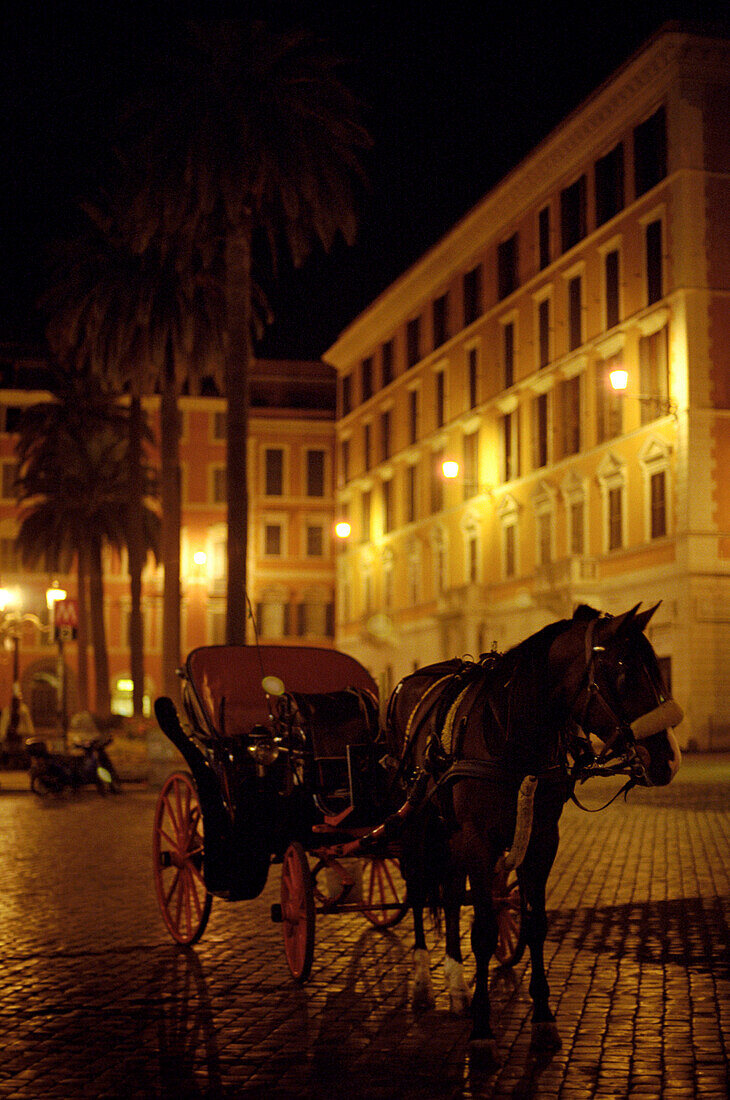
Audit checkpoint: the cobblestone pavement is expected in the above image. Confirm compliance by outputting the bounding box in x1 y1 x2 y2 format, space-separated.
0 756 728 1099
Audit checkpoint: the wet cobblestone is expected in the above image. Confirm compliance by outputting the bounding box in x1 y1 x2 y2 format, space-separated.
0 757 728 1097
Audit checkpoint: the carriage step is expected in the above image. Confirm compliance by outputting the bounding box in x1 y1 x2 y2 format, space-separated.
271 903 283 923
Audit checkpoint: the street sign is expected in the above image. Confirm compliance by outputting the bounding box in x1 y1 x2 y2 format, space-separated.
54 598 78 641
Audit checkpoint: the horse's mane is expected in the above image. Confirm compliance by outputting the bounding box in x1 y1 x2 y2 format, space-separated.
496 606 599 764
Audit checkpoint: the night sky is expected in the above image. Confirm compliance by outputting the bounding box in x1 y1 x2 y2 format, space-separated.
2 0 728 359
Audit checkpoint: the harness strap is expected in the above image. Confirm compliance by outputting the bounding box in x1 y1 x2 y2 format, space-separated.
570 776 636 812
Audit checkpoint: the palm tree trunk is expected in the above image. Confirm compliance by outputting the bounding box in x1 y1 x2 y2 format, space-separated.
225 221 252 645
88 534 111 718
76 545 89 713
161 338 182 699
127 393 146 716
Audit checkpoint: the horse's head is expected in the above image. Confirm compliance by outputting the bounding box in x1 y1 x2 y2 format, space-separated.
555 604 682 787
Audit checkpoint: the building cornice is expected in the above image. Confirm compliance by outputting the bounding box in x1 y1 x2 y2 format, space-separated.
325 29 730 370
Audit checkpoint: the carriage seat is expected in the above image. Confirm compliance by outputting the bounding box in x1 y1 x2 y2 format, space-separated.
183 644 379 746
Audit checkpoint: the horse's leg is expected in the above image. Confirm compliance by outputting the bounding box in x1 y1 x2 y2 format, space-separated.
519 821 562 1051
443 869 470 1014
411 894 435 1009
465 859 500 1059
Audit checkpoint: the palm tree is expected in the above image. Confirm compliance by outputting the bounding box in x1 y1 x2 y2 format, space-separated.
44 195 224 703
14 365 159 718
127 18 370 643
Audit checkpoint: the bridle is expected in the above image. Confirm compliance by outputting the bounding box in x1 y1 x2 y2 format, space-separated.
567 617 683 790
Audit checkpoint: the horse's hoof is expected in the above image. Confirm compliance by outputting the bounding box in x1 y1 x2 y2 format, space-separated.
469 1037 501 1070
530 1021 562 1051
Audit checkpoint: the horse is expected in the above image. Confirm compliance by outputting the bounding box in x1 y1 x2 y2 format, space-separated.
387 603 682 1061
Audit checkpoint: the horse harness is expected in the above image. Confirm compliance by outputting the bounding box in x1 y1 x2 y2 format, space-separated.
396 617 664 820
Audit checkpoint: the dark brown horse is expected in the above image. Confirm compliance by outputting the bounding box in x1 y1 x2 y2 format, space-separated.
388 604 682 1060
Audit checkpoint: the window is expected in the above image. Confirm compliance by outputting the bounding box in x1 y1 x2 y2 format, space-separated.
561 375 581 457
361 490 371 543
646 220 663 305
595 144 624 226
634 106 667 198
341 374 352 417
639 326 669 422
650 471 667 539
297 598 333 638
408 389 419 444
463 430 479 500
258 596 290 639
605 250 620 330
534 393 549 469
363 423 371 471
497 234 518 300
382 339 394 387
435 372 445 428
570 499 584 556
538 298 550 368
265 449 283 496
382 479 393 533
380 409 392 462
213 466 226 504
431 450 444 514
361 357 373 401
1 462 18 500
608 486 623 551
568 276 582 352
406 464 418 524
463 264 482 326
596 357 623 443
503 322 515 388
537 511 552 565
306 524 324 557
433 293 449 349
560 175 587 253
538 206 550 270
265 523 282 556
504 523 516 578
340 438 350 484
502 410 520 482
467 346 478 408
0 537 20 573
406 316 421 368
213 410 226 440
306 450 325 497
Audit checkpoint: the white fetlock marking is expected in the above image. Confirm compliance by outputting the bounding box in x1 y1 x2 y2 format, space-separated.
443 955 470 1014
412 948 435 1007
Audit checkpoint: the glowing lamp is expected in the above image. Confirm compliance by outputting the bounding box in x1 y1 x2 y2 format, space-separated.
46 585 67 609
335 521 351 539
193 550 207 566
442 460 460 480
609 368 628 391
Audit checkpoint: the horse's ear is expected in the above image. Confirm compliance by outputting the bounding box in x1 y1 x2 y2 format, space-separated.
573 604 600 622
598 605 639 641
633 602 661 633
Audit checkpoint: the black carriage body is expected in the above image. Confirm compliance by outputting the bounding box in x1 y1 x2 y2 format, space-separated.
154 645 382 901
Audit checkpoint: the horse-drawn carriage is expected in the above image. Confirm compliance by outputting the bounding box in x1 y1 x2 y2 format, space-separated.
153 606 684 1055
152 644 524 980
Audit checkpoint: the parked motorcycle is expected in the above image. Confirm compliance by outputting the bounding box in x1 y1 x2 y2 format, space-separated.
26 736 122 797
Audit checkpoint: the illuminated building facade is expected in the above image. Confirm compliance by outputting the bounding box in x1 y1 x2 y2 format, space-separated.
0 353 337 722
326 28 730 748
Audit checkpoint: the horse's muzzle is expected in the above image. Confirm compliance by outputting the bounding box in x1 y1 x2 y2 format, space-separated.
631 700 683 786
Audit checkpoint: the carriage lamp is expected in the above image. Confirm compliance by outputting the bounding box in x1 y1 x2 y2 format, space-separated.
335 520 351 539
247 724 280 767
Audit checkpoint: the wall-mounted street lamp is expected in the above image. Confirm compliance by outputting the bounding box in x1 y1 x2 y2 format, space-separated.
335 520 351 539
441 459 492 496
608 367 677 418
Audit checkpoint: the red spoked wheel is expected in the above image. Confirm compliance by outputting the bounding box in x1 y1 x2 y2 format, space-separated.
362 857 409 929
492 863 526 966
153 772 212 946
281 842 315 982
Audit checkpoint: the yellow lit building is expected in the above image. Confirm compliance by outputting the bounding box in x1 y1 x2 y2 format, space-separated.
326 27 730 749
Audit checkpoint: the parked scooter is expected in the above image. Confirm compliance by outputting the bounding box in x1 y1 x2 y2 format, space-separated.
26 736 122 797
